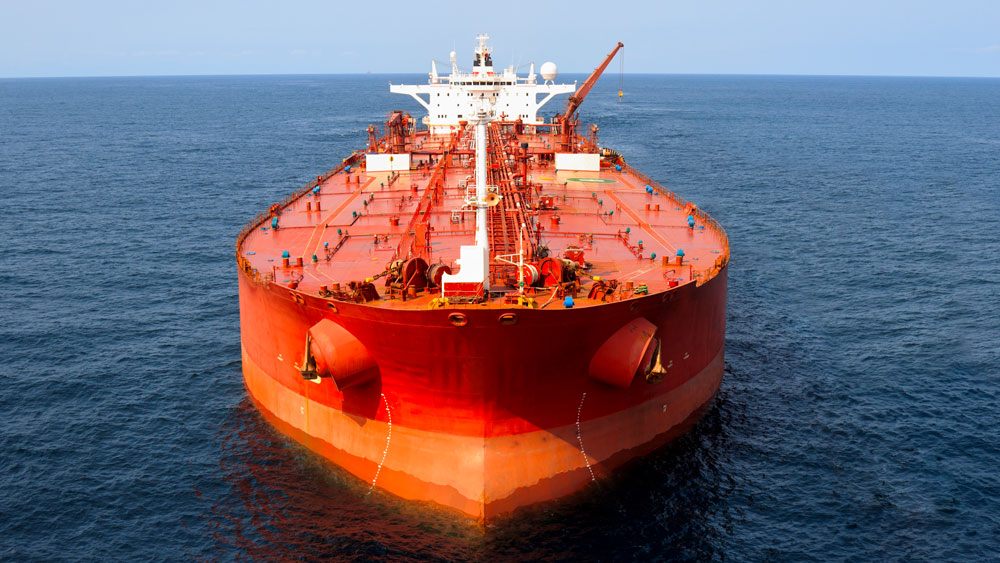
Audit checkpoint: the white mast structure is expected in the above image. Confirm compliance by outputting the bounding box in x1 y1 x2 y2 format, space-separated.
473 107 489 252
435 104 493 300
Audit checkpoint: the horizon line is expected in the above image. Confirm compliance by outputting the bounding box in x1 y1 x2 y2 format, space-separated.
2 71 999 80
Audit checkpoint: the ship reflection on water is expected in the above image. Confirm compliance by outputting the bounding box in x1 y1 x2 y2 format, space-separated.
204 379 739 561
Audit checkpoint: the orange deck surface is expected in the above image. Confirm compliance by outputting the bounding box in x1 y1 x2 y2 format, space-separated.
239 130 727 308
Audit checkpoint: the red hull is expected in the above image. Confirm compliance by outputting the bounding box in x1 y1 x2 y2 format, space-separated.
238 263 726 520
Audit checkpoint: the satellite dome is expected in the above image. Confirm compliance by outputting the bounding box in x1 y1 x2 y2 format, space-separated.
449 51 457 61
540 62 558 81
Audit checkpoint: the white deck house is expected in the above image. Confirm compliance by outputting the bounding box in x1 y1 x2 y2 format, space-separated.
390 34 575 134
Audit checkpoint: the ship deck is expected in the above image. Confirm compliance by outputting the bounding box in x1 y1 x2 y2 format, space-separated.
237 129 728 310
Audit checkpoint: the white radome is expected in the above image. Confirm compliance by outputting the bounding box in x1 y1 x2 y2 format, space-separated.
540 62 558 81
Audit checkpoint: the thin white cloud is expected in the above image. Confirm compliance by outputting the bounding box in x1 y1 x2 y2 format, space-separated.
976 45 1000 53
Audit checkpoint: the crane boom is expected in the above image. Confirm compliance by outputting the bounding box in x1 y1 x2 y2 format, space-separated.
563 42 624 121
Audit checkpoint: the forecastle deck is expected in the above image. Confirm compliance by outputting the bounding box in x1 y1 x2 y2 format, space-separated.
236 123 729 310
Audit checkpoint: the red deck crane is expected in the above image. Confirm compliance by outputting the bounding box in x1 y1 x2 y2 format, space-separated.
558 42 624 150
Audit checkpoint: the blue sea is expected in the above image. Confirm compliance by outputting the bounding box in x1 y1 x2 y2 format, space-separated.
1 73 998 561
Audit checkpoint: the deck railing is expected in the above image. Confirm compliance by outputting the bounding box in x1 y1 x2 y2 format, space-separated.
235 150 365 284
621 162 731 285
234 145 730 290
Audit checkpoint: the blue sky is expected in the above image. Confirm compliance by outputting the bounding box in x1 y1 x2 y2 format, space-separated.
2 0 998 78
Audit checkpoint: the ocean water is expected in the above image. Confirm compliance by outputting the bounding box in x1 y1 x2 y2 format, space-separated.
1 73 998 561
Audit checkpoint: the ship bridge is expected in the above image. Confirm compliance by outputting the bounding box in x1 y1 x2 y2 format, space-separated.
390 34 575 133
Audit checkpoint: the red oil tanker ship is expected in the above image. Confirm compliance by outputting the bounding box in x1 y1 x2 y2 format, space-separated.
236 35 729 521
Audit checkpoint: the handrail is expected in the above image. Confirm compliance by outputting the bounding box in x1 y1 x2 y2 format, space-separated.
621 162 730 285
235 150 365 283
236 142 730 291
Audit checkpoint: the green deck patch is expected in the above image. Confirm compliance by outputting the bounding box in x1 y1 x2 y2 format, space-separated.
568 177 616 183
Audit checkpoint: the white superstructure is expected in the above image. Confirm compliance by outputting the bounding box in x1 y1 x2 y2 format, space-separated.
390 34 575 134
